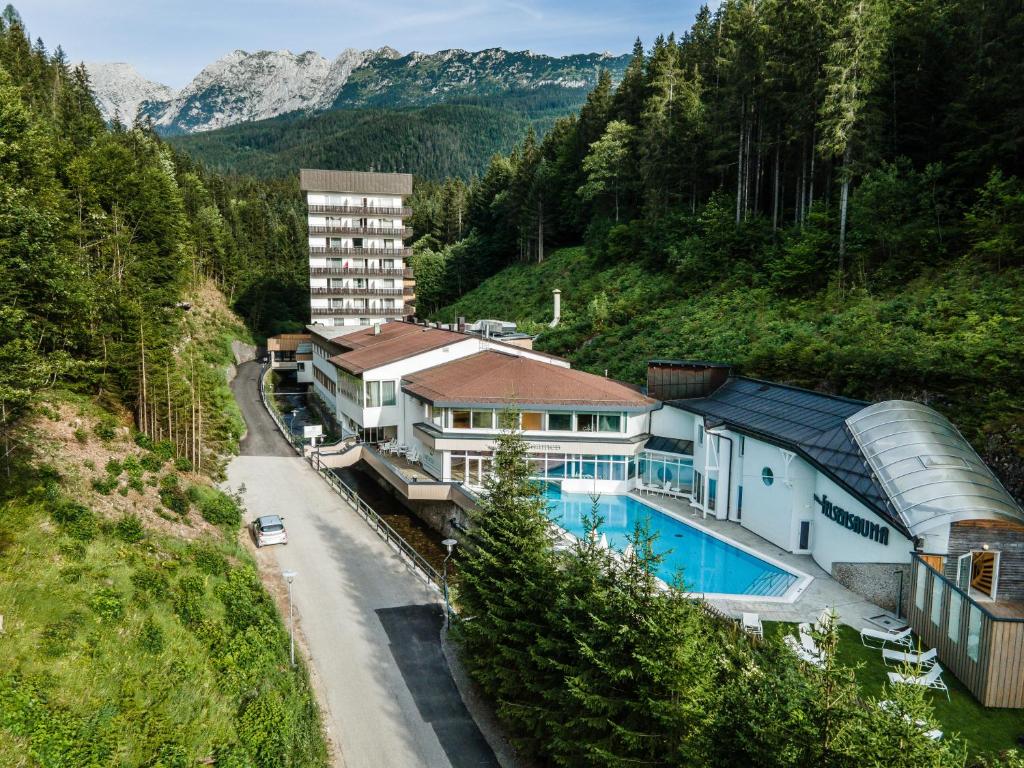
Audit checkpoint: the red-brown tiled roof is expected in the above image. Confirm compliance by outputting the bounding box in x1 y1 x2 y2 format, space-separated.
402 351 656 410
327 322 467 375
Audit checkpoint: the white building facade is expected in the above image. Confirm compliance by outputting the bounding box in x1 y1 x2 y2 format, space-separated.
300 169 415 329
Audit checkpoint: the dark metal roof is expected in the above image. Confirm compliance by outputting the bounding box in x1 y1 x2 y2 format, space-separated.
666 377 905 536
299 169 413 195
644 436 695 456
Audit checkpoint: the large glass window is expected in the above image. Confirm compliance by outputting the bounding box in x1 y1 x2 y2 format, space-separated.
430 406 445 427
471 410 494 429
548 412 572 431
364 381 394 407
452 410 471 429
521 412 544 431
576 413 598 432
915 562 927 610
930 577 944 626
381 381 396 406
598 413 622 432
967 605 982 662
948 591 962 643
708 478 718 511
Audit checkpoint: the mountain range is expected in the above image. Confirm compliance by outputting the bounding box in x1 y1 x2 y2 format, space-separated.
86 47 629 135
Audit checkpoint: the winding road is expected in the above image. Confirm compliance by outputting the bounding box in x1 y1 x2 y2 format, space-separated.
227 362 498 768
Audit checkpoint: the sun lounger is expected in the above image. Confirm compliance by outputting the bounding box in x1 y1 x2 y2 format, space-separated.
878 700 944 740
784 634 824 667
882 647 938 667
742 612 763 638
887 663 950 701
860 626 913 649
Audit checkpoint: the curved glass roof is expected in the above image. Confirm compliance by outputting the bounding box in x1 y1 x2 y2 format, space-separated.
846 401 1024 537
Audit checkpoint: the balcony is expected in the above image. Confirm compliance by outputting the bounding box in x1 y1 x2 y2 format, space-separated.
310 287 404 297
311 306 407 317
310 267 406 278
307 203 412 217
308 225 414 238
309 246 412 257
403 267 414 278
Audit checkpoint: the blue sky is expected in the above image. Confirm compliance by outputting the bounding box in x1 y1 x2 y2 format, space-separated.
15 0 708 88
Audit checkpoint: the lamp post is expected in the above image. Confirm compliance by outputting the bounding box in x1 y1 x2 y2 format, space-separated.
283 570 297 666
442 539 457 629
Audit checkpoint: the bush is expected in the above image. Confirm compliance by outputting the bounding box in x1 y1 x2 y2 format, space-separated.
190 543 228 576
40 613 84 657
188 485 241 529
131 565 170 598
138 616 165 654
152 440 175 461
114 513 145 543
51 500 98 541
91 475 118 495
173 574 205 627
83 459 94 470
159 476 189 517
93 417 117 441
140 453 164 472
128 476 145 493
89 587 124 621
74 427 88 444
104 458 122 476
174 457 193 472
122 455 141 474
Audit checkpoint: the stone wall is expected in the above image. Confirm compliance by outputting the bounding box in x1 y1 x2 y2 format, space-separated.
831 561 912 617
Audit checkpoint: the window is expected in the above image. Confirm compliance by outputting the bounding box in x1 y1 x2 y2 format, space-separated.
761 467 774 486
381 381 396 406
452 410 471 429
693 470 704 504
948 591 962 643
915 562 927 610
930 577 944 626
548 412 572 431
598 413 622 432
521 412 543 431
430 406 445 427
737 485 743 516
738 435 745 456
708 478 717 511
576 413 598 432
313 366 336 396
471 410 494 429
697 424 704 445
365 381 380 407
967 605 982 662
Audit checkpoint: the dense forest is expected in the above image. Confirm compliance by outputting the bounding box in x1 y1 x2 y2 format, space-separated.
169 88 595 181
414 0 1024 499
0 6 327 763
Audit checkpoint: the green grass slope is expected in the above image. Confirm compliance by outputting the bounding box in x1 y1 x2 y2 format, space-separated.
435 246 1024 492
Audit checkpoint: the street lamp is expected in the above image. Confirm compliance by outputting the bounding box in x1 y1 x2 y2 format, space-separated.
283 570 297 666
442 539 457 629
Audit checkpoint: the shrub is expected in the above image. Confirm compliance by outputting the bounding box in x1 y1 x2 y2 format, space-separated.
173 574 205 627
174 457 193 472
83 459 95 470
190 543 228 576
91 476 117 495
93 417 117 441
89 587 124 621
73 427 88 444
104 458 122 476
40 613 84 657
133 431 154 450
140 453 164 472
145 475 158 487
51 500 98 541
122 455 141 474
152 440 175 461
117 486 129 497
237 690 289 766
59 539 87 561
114 513 145 543
128 476 145 493
131 566 170 598
159 476 189 517
188 485 241 529
217 566 275 633
138 616 165 653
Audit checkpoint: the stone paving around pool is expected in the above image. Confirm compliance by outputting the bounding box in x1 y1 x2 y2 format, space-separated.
632 492 891 629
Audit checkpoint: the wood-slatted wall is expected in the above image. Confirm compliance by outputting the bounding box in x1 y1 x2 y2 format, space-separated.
908 555 1024 708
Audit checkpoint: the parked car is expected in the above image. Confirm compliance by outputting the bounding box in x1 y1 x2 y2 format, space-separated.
251 515 288 547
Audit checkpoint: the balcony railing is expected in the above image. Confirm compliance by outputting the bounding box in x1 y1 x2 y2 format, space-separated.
307 203 412 217
310 267 406 277
310 287 404 297
403 268 414 278
309 246 412 257
311 306 407 317
308 225 414 238
403 286 416 296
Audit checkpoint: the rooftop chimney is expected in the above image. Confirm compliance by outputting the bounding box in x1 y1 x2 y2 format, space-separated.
550 289 561 328
458 316 466 334
373 323 381 336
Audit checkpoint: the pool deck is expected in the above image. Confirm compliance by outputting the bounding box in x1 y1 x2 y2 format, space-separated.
633 492 890 629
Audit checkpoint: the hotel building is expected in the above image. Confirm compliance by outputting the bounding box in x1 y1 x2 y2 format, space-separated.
300 169 415 328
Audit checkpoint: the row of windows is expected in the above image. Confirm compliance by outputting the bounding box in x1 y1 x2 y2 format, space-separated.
449 451 638 485
313 366 336 396
273 350 296 362
335 373 397 408
429 407 625 433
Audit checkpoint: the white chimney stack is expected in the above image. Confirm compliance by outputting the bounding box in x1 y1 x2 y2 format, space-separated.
550 288 561 328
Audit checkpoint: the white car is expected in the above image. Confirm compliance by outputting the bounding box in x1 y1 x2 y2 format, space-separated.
251 515 288 547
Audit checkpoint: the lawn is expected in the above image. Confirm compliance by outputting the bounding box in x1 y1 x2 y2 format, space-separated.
766 622 1023 756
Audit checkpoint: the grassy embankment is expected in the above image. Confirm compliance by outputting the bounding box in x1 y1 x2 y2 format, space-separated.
0 284 328 766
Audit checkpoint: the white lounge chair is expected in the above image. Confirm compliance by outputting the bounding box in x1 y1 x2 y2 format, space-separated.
406 447 420 464
882 647 938 668
814 608 837 634
742 612 763 638
784 634 824 667
860 626 913 649
888 663 950 701
878 700 944 740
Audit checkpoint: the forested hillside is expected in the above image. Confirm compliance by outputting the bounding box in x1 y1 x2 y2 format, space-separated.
416 0 1024 499
0 7 326 763
169 87 595 180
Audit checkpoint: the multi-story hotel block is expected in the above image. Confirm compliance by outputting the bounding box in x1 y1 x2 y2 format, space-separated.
300 169 415 328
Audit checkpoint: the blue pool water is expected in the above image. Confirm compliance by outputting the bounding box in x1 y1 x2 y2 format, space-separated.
543 485 798 597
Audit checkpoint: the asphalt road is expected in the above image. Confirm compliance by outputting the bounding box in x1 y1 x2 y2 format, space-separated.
226 362 498 768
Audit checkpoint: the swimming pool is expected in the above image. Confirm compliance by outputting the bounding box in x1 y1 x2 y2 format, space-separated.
542 485 800 598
